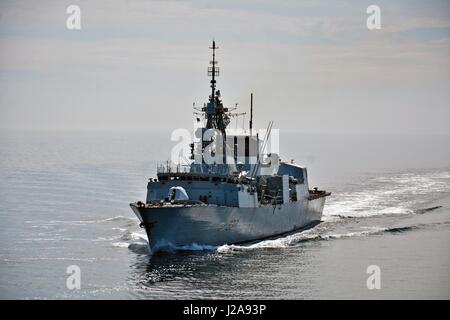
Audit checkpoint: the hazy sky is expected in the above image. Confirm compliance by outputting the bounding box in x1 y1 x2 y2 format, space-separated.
0 0 449 134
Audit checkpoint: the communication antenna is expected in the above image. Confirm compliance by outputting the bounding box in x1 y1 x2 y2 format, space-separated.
208 40 219 101
250 93 253 135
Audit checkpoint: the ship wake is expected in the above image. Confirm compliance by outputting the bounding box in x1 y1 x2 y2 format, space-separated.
109 220 449 255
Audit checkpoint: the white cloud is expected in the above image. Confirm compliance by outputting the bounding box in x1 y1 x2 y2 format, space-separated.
0 0 449 133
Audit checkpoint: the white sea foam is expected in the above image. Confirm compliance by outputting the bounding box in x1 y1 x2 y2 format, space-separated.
112 242 131 248
125 227 390 254
24 215 138 226
112 230 149 253
112 227 127 232
216 227 390 253
130 231 148 242
323 171 449 218
112 224 421 254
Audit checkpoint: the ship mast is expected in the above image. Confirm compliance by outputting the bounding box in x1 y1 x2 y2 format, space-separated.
197 41 247 165
209 40 218 102
204 40 230 134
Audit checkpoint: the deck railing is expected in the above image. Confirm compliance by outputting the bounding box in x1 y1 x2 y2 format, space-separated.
157 162 234 176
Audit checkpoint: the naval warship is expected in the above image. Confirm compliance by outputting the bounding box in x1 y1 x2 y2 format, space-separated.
130 41 330 253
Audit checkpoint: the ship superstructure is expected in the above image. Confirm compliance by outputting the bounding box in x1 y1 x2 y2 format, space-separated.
130 41 330 252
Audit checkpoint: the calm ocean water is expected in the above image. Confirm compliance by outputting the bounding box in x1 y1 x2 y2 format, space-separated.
0 130 449 299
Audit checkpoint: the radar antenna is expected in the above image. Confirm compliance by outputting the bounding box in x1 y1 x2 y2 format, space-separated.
208 40 219 102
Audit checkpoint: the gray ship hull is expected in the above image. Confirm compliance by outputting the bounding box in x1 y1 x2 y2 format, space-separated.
130 196 326 252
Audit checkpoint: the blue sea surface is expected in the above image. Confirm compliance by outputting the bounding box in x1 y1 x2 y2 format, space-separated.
0 130 449 299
